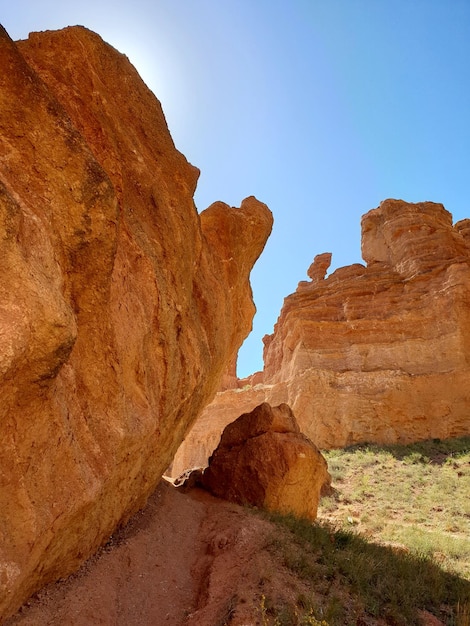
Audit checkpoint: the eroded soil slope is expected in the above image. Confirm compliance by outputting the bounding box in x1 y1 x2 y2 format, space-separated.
5 480 383 626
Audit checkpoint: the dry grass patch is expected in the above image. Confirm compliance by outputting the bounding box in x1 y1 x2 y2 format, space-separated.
256 436 470 625
261 509 470 625
318 436 470 580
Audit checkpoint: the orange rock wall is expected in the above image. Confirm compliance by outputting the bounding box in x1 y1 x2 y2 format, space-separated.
171 200 470 476
0 26 272 620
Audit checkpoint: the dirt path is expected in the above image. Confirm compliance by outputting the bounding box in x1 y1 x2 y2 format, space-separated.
5 481 274 626
6 482 206 626
5 478 448 626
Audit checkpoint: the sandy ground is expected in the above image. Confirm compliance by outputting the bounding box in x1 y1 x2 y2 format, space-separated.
5 481 277 626
4 481 444 626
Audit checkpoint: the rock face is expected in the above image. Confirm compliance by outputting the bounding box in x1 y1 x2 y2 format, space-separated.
201 403 330 520
171 199 470 475
0 25 272 620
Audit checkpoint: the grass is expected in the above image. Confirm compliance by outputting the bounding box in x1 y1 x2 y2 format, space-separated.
259 594 330 626
257 436 470 626
264 512 469 625
319 436 470 579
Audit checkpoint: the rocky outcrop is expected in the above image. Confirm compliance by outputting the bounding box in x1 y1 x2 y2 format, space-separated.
0 25 272 620
171 199 470 475
201 403 330 520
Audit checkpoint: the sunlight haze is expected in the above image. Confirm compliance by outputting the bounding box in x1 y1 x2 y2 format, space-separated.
3 0 469 376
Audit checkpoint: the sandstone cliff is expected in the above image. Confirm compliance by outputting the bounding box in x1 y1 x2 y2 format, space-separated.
171 199 470 476
0 25 272 620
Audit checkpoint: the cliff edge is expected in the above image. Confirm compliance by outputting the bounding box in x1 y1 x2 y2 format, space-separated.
0 25 272 620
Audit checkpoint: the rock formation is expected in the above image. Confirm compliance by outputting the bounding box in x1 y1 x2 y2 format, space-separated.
201 403 330 520
0 25 272 620
171 199 470 475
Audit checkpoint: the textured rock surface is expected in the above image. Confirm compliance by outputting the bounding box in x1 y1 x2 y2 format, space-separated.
169 384 283 477
201 403 331 520
171 199 470 474
0 25 272 620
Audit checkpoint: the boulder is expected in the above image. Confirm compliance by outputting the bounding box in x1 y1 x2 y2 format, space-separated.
201 403 331 520
170 199 470 475
0 25 272 620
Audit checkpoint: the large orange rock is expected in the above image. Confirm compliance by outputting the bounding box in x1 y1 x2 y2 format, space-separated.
201 403 331 520
171 199 470 475
0 25 272 620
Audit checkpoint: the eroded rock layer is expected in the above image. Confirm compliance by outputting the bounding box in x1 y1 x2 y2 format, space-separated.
171 199 470 476
0 25 272 620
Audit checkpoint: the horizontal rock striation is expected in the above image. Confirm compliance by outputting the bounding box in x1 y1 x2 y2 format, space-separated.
0 25 272 620
171 199 470 475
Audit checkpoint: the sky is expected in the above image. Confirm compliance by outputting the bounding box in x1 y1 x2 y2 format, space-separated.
2 1 470 377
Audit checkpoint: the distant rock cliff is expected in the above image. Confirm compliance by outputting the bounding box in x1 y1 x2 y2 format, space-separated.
171 199 470 476
0 25 272 620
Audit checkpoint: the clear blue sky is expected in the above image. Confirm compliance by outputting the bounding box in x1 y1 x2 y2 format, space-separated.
3 1 470 377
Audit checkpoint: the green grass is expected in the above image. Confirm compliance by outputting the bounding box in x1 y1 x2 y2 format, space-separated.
263 512 470 625
318 436 470 579
258 436 470 626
